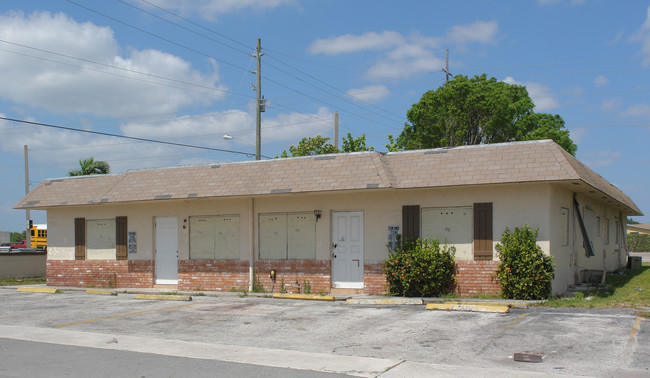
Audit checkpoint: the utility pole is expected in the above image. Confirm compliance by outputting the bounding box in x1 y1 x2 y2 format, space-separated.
24 145 31 248
445 49 449 83
333 111 339 149
252 38 264 161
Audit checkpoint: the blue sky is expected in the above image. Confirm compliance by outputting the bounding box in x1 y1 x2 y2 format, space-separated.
1 0 649 232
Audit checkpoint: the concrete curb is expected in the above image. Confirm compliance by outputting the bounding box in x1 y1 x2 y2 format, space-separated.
16 287 59 294
86 289 117 296
135 294 192 301
442 300 528 309
346 297 423 305
273 293 335 301
426 302 510 313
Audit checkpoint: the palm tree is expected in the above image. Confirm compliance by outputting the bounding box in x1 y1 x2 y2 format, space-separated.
68 157 110 176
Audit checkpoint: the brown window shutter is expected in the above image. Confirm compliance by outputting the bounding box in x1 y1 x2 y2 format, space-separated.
74 217 86 260
402 205 420 243
116 216 128 260
473 203 493 260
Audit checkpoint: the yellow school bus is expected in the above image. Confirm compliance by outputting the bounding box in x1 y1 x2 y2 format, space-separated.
30 224 47 250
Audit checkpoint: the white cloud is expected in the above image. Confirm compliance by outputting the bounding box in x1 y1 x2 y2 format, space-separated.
308 20 498 81
0 11 225 118
600 98 623 112
367 44 445 79
582 150 623 168
622 103 650 118
631 7 650 65
569 127 589 144
307 31 405 55
152 0 296 21
594 75 609 87
446 20 498 45
503 76 560 112
345 85 390 103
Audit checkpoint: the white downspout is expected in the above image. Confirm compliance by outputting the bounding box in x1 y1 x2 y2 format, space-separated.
249 197 255 292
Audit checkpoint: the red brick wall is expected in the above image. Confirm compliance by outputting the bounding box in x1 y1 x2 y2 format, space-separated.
364 263 387 295
454 260 500 296
47 258 501 296
46 260 153 288
178 260 332 293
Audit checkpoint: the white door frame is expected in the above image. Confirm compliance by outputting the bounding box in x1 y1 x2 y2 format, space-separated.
331 211 364 289
155 216 178 285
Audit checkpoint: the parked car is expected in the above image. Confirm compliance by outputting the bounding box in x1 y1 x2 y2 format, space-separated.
10 241 26 249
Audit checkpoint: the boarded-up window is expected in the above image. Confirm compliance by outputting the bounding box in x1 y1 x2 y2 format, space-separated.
473 203 493 261
86 219 116 260
116 216 127 260
190 215 240 260
605 218 610 245
288 213 316 259
560 207 569 246
74 217 86 260
615 219 620 244
422 207 472 260
402 205 420 243
259 212 316 260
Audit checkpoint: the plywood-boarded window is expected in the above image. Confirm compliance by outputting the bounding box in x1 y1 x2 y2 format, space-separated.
190 215 240 260
473 203 493 261
116 216 128 260
86 219 116 260
421 206 472 260
605 218 610 245
560 207 569 246
259 212 316 260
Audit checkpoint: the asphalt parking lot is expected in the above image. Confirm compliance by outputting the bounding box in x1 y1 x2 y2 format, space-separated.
0 288 647 377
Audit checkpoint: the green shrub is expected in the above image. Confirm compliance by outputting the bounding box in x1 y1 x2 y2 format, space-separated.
382 239 456 297
496 226 555 300
627 234 650 252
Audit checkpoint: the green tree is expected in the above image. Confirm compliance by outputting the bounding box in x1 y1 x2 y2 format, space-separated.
341 133 374 153
279 133 374 157
627 218 640 224
393 74 576 155
68 157 110 176
10 231 25 242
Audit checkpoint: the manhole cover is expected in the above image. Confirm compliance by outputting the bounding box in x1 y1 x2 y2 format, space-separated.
514 353 543 363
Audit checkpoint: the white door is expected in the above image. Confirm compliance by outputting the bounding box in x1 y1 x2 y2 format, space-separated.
155 216 178 284
331 211 363 289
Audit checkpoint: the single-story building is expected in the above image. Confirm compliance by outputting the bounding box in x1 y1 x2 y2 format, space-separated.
627 224 650 235
15 140 642 295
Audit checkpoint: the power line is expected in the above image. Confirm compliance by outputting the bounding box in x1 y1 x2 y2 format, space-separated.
117 0 252 56
63 0 249 73
0 41 251 98
0 116 272 159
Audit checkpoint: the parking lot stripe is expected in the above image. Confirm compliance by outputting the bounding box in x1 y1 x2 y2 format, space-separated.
478 313 529 355
624 317 643 358
54 301 205 328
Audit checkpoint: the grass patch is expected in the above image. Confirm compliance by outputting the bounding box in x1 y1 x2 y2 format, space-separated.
540 263 650 308
0 277 46 286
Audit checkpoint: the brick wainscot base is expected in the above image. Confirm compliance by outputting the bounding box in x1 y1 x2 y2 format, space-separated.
47 260 154 288
47 259 500 296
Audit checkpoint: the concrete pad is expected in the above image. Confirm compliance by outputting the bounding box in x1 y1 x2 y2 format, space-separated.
135 294 192 301
426 302 509 313
346 297 423 305
86 289 117 296
273 293 335 301
16 287 59 294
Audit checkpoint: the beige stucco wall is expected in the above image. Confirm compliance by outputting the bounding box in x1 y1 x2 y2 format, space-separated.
549 185 629 293
46 182 553 264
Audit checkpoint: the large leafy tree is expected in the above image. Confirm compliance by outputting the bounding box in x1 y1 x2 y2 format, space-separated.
389 74 576 155
279 133 373 157
68 157 111 176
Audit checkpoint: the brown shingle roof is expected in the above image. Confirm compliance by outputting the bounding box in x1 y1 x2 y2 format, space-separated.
15 140 642 215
